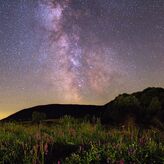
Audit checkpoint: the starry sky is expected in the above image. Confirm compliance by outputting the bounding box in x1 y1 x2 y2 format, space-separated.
0 0 164 119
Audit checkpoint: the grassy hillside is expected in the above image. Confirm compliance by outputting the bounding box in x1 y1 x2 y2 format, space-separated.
0 117 163 163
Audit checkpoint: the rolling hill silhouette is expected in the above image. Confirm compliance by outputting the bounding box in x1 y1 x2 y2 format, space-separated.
2 87 164 125
2 104 105 122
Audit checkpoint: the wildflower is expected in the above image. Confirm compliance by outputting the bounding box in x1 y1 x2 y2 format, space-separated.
35 132 41 141
128 147 136 155
96 154 100 161
44 143 48 155
139 137 146 146
120 160 124 164
121 125 125 130
106 157 111 163
79 145 83 153
69 128 76 137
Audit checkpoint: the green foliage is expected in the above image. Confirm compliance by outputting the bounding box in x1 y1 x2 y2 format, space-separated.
0 118 163 163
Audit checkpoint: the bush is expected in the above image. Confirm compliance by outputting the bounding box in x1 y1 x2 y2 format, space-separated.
32 111 46 127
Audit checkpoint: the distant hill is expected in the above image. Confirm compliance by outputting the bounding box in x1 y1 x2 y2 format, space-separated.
2 104 105 122
2 87 164 128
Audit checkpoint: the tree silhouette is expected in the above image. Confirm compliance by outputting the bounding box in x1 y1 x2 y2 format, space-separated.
32 112 46 128
103 94 141 124
147 97 161 115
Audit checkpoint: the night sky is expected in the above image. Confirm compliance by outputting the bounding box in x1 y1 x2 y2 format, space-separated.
0 0 164 119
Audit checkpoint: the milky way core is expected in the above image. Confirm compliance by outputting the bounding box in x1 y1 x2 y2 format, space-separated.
0 0 164 118
36 0 126 103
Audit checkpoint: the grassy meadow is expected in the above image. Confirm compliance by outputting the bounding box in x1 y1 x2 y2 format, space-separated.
0 116 163 164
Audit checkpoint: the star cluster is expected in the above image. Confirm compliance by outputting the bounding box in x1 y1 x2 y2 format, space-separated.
0 0 164 118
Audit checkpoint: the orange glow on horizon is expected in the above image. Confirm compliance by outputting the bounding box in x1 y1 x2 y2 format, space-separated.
0 112 9 120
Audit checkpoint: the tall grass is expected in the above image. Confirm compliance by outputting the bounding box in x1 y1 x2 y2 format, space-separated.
0 117 163 163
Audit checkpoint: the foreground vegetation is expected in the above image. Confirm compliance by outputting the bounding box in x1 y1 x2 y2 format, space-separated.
0 116 164 164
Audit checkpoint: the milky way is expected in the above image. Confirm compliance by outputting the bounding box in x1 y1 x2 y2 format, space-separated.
0 0 164 118
36 0 126 103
